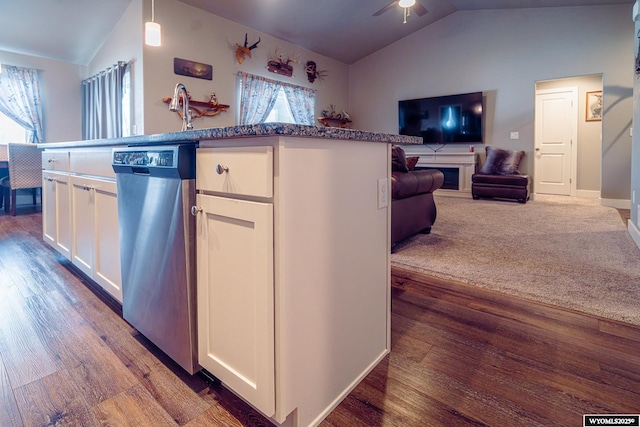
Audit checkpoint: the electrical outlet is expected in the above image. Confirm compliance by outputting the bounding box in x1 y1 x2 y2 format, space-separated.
510 132 519 140
378 178 388 209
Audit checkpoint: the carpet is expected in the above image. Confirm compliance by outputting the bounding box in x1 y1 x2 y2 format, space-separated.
390 194 640 326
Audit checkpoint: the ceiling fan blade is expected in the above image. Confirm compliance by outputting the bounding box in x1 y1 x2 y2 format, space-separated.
373 0 397 17
413 1 428 16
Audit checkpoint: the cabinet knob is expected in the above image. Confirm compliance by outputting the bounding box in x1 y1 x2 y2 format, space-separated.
190 206 202 216
216 164 229 174
48 158 55 163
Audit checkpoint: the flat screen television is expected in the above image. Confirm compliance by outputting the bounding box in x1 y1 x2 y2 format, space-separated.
399 91 484 144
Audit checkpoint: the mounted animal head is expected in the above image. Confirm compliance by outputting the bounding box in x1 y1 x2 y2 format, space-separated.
235 33 261 64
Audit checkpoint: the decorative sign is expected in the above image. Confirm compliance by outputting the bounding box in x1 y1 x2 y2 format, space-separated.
173 58 212 80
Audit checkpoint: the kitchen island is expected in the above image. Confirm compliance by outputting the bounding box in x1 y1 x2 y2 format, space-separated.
40 123 420 427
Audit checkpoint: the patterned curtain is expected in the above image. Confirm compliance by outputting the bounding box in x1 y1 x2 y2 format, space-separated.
82 61 129 140
0 65 44 143
238 72 281 125
282 84 316 125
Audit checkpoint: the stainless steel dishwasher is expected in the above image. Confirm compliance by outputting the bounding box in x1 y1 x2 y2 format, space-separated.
112 144 199 374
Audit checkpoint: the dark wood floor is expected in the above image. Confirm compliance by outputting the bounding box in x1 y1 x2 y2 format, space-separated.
1 210 640 426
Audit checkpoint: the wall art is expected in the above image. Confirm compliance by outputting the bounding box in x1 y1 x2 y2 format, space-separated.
174 58 212 80
586 90 602 121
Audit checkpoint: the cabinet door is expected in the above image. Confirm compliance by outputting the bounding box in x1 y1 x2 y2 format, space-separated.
42 171 72 260
93 179 122 302
196 194 275 416
70 175 95 278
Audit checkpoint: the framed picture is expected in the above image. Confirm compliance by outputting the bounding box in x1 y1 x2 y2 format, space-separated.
173 58 212 80
586 91 602 121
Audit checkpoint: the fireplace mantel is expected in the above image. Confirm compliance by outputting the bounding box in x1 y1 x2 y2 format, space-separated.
399 146 478 195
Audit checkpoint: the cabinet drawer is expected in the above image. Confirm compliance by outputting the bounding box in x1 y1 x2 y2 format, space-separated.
197 146 273 198
42 150 70 172
70 148 116 179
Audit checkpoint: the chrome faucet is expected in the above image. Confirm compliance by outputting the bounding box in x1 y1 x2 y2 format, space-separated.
169 83 193 131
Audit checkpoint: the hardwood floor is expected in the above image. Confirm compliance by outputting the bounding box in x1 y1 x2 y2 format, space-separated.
2 211 640 426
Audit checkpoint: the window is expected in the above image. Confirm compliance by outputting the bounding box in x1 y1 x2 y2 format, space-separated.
238 72 316 125
0 111 27 143
265 88 295 123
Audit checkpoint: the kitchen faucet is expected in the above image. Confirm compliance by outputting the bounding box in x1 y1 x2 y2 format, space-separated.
169 83 193 131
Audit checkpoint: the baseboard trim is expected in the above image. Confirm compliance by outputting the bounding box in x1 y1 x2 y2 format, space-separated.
629 221 640 250
601 198 631 209
575 189 600 199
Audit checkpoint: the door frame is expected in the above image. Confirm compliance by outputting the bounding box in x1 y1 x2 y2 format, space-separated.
533 86 579 197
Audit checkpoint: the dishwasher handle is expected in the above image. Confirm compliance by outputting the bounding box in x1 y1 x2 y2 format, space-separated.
131 167 150 175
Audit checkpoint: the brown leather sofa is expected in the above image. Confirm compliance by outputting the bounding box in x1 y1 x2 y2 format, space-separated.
391 146 444 247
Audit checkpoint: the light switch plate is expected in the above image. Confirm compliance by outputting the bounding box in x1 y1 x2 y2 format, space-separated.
378 178 388 209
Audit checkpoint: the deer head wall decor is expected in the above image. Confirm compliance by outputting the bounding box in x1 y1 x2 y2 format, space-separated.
235 33 261 64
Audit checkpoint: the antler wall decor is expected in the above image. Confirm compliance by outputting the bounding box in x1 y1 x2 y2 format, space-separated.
267 48 300 77
235 33 261 64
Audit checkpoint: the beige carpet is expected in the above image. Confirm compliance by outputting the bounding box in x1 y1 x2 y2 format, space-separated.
390 194 640 325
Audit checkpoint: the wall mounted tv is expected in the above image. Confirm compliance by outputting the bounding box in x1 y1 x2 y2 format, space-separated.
399 91 484 144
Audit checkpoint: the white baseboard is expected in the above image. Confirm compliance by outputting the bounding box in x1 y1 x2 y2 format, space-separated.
629 221 640 250
575 189 600 199
601 198 631 209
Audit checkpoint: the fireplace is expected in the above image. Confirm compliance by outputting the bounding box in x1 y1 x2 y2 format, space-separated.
416 167 460 190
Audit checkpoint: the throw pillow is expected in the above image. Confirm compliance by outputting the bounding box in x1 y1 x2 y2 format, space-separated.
391 146 409 172
406 156 419 171
479 146 525 175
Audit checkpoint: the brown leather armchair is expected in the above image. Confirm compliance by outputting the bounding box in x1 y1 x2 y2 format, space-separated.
391 146 444 247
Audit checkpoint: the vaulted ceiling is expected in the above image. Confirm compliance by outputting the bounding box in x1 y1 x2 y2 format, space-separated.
0 0 633 65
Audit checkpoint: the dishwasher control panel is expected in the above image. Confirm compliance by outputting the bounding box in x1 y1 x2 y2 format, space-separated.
112 145 195 179
113 149 175 167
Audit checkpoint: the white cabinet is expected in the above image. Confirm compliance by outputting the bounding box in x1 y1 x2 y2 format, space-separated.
42 147 122 302
196 194 274 416
196 138 390 427
70 174 122 302
42 170 72 260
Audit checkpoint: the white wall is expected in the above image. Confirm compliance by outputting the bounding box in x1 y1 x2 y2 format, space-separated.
631 4 640 244
140 0 349 134
0 50 85 143
89 0 144 135
349 5 633 203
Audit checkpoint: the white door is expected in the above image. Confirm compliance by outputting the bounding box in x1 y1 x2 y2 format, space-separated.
534 88 577 195
196 194 275 417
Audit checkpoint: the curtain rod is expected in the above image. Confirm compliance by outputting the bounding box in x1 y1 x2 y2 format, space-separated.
236 71 317 92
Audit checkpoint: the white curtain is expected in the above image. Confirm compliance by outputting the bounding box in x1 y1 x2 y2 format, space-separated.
82 61 129 140
238 72 281 125
282 84 316 125
238 72 316 125
0 65 44 143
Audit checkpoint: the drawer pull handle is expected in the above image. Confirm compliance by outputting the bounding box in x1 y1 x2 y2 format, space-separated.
216 164 229 174
190 206 202 216
48 158 55 163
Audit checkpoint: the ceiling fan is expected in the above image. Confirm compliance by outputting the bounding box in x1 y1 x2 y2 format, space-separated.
373 0 428 23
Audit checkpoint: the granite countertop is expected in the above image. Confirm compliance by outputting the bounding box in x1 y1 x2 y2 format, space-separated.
39 123 422 149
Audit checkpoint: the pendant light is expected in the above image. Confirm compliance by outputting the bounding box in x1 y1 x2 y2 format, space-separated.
145 0 161 46
398 0 416 24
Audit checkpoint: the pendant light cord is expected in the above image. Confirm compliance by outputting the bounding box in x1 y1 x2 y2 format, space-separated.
151 0 155 22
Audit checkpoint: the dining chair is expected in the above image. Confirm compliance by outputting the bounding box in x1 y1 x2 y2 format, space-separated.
1 142 43 216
